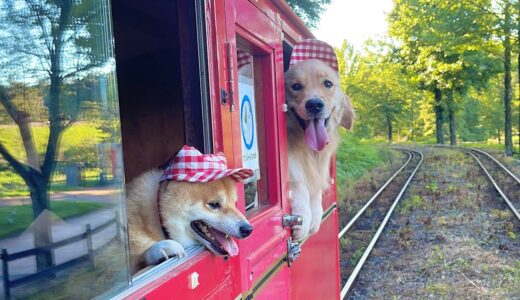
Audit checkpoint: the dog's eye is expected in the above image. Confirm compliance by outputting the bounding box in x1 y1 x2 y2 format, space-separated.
208 202 220 209
291 83 303 91
323 80 333 88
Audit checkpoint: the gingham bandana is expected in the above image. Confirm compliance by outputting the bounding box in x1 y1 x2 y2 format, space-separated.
289 39 338 71
160 145 254 183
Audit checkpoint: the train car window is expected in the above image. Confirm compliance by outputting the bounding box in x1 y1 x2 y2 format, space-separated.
236 36 272 213
0 0 129 299
112 0 211 282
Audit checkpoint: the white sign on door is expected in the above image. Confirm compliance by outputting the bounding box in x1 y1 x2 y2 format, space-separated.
238 75 260 183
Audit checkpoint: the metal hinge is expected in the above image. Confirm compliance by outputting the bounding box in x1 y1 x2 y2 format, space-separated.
286 238 301 267
225 42 235 112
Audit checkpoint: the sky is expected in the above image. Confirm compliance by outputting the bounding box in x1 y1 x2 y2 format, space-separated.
313 0 394 51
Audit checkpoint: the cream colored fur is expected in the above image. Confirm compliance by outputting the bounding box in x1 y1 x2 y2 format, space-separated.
285 59 354 241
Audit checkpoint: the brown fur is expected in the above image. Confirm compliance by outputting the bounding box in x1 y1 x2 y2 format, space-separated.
285 59 354 241
126 170 250 274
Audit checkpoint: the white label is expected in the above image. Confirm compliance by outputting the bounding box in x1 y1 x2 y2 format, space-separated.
238 75 260 183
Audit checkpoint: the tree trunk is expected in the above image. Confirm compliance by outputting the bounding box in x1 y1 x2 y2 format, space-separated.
518 52 520 154
498 127 502 144
28 173 53 271
386 115 393 143
503 1 513 156
434 87 445 144
447 90 457 145
411 98 415 140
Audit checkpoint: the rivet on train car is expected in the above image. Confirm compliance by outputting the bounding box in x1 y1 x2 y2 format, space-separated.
188 272 200 289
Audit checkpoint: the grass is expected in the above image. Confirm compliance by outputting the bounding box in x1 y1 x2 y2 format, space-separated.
0 122 110 197
0 201 108 237
0 122 106 163
0 173 104 198
336 130 398 201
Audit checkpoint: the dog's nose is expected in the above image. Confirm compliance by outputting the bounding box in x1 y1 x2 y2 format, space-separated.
305 98 325 115
239 223 253 238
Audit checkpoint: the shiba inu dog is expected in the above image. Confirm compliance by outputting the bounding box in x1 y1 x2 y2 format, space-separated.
126 146 254 274
285 39 354 241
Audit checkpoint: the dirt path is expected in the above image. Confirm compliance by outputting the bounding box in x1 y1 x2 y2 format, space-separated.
0 186 120 206
343 147 520 299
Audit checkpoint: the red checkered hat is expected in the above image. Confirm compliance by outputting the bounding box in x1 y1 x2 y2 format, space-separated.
289 39 338 71
160 145 254 183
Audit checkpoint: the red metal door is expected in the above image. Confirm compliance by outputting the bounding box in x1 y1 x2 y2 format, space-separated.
223 0 293 298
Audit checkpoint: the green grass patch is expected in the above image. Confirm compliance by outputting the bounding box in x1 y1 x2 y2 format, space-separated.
400 194 426 213
336 130 397 201
0 201 108 237
0 170 104 199
0 122 106 163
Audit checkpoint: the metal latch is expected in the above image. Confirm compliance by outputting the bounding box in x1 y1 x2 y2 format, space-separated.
282 214 303 227
287 238 301 266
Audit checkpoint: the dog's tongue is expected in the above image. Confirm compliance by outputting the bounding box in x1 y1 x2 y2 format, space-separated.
213 231 239 256
305 118 329 151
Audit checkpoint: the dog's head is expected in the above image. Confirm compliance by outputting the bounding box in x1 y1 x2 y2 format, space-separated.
285 59 354 151
160 177 252 257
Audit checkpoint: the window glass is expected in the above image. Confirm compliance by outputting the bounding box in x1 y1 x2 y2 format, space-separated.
0 0 129 299
236 37 270 213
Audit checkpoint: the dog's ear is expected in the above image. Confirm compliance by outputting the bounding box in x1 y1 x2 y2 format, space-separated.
341 95 355 130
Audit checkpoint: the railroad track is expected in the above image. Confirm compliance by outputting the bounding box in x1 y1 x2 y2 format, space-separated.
464 148 520 221
338 148 423 299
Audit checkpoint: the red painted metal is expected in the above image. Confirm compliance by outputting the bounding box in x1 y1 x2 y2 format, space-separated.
117 1 341 299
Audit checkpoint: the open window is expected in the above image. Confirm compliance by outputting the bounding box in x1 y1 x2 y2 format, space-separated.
112 0 212 278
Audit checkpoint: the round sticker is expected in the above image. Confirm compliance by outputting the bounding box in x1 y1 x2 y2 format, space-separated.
241 95 255 150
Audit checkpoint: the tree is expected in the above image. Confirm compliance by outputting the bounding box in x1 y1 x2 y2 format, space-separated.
285 0 331 28
338 40 418 143
0 0 109 271
389 0 500 145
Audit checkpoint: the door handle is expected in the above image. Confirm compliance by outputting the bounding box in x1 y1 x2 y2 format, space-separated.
282 214 303 227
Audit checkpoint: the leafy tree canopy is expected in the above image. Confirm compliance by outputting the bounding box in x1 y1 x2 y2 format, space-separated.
285 0 331 28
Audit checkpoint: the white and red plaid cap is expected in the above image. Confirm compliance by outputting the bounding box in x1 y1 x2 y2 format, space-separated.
160 145 254 183
289 39 338 71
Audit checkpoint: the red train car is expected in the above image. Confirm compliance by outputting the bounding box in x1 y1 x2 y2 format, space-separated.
0 0 340 299
111 0 341 299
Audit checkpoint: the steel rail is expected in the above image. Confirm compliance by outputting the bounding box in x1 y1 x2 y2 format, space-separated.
339 150 424 299
468 148 520 185
466 150 520 222
338 150 413 239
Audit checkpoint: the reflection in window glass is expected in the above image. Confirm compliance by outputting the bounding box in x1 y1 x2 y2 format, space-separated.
0 0 128 299
236 45 269 212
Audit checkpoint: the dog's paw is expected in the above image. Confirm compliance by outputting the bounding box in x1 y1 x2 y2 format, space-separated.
144 240 186 266
291 224 309 242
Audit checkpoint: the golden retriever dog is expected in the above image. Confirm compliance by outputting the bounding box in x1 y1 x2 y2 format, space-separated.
126 151 254 274
285 56 354 241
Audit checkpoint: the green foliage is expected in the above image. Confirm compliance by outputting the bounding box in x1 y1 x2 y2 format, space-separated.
285 0 331 28
400 194 425 213
333 0 520 151
337 40 428 142
0 122 106 164
336 130 397 201
0 201 108 237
